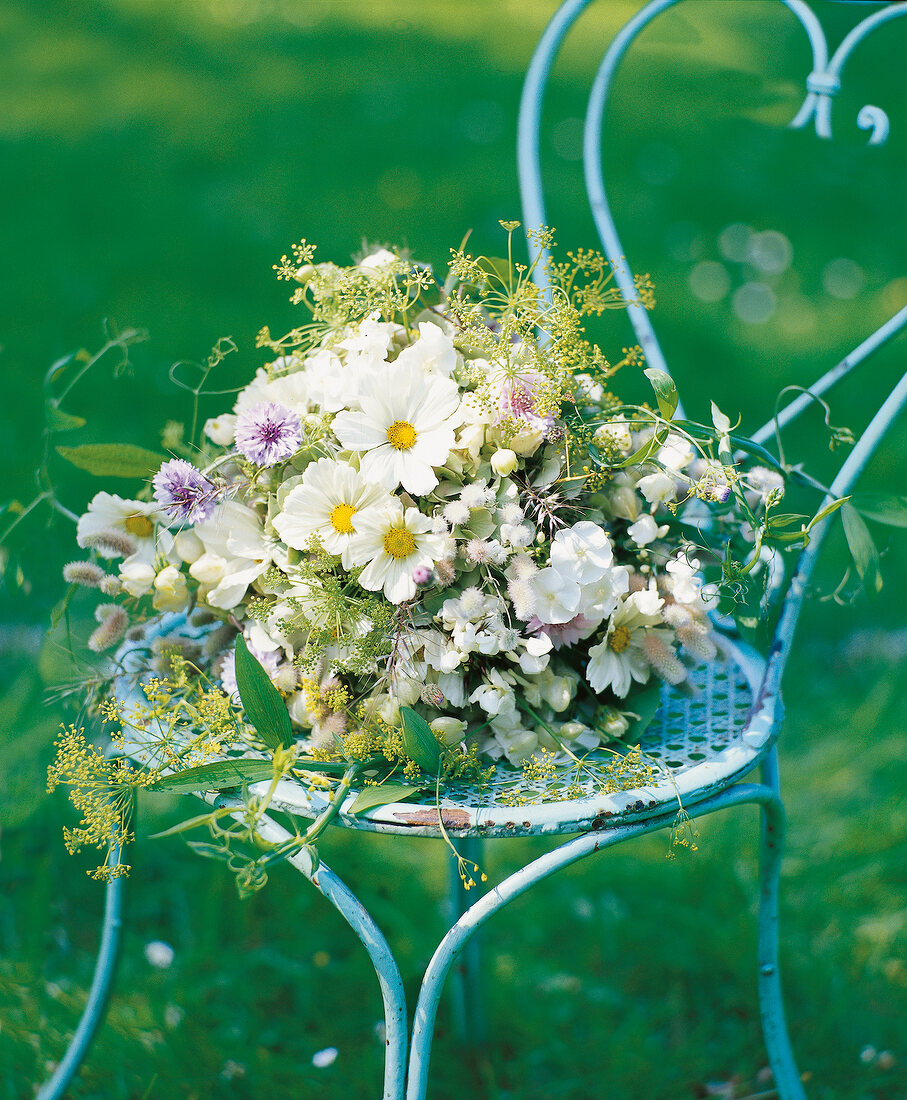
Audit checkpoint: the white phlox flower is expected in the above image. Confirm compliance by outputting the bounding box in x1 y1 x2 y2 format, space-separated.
530 568 581 625
273 458 395 568
336 313 400 367
484 709 543 765
637 471 677 506
394 321 458 378
331 361 462 495
665 551 708 607
658 433 695 472
505 632 553 675
549 521 616 585
627 514 668 547
469 667 518 717
350 504 448 604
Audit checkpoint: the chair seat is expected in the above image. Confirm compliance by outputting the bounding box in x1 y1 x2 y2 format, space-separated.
262 635 778 838
118 622 779 840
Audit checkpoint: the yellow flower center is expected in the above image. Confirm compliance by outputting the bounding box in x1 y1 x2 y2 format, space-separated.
383 526 416 559
608 625 632 653
124 514 154 538
329 502 357 535
386 420 417 451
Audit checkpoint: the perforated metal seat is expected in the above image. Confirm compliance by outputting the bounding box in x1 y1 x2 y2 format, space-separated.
218 636 775 839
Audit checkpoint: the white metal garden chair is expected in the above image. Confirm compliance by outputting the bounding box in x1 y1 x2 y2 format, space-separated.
38 2 907 1098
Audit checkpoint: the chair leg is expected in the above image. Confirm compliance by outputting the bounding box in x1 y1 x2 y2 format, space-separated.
757 789 807 1100
447 837 486 1047
35 853 125 1100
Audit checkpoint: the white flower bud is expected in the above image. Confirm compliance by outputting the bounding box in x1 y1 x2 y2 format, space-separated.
173 530 205 564
119 559 156 597
430 716 467 745
152 565 189 613
203 414 237 446
491 448 518 476
189 553 227 586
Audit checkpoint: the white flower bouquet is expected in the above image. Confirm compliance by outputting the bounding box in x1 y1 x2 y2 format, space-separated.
43 225 851 889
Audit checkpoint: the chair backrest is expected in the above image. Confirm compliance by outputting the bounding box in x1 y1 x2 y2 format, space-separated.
518 0 907 691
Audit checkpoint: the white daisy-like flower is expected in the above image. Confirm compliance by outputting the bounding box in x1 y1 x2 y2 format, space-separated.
585 588 667 697
349 504 448 604
273 458 394 568
331 362 462 495
77 493 163 561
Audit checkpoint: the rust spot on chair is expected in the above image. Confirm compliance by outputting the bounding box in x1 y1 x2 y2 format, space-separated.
392 807 472 828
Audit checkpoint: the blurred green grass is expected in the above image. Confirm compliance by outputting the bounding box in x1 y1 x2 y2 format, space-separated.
1 1 905 1097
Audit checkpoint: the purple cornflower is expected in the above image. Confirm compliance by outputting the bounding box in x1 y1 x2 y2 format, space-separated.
152 459 218 525
234 402 302 467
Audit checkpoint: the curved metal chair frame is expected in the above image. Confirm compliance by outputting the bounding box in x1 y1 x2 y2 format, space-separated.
39 2 907 1098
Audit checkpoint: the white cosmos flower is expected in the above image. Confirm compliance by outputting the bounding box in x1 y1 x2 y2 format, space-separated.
273 458 394 569
77 493 163 561
350 504 448 604
332 362 462 495
585 588 665 697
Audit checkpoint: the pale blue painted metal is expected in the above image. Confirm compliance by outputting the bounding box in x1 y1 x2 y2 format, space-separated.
42 3 907 1098
208 799 410 1100
35 851 124 1100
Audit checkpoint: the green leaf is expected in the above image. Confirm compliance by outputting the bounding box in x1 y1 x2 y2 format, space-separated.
644 368 678 420
853 493 907 529
400 706 442 775
148 807 236 838
45 406 87 432
464 507 496 539
56 443 166 478
44 351 78 386
709 400 731 435
627 686 663 739
186 840 233 862
804 495 850 533
234 634 293 750
615 428 669 469
347 782 423 815
149 758 275 793
766 513 809 530
841 504 882 594
476 256 513 285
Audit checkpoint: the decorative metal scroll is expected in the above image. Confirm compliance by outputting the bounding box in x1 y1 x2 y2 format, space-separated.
786 0 907 145
518 0 907 380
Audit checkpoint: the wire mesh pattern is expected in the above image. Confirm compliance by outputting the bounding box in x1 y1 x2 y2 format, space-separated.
252 637 778 839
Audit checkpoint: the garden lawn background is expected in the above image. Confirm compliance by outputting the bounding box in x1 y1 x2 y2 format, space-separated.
0 1 905 1097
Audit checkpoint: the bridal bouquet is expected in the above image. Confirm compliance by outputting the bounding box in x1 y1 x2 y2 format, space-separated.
42 225 847 890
